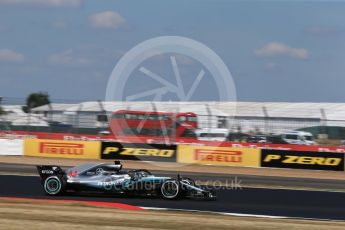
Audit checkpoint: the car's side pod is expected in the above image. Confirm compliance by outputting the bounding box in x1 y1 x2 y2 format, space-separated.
36 165 65 181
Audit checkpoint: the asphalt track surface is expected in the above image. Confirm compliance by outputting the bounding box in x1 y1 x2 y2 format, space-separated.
1 174 345 221
2 163 345 191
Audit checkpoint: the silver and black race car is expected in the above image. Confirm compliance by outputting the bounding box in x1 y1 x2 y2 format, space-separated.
36 161 216 200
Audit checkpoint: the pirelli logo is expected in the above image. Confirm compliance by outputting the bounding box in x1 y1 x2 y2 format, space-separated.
194 149 242 163
261 150 345 171
39 142 84 155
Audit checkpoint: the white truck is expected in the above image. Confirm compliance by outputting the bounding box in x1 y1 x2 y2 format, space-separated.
281 131 316 145
195 128 229 142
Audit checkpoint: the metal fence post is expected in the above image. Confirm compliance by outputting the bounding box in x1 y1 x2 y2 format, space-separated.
98 100 107 129
320 108 327 138
205 104 212 133
263 106 269 134
48 102 53 135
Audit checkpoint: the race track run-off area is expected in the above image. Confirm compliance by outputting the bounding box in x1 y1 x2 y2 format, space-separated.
1 175 345 221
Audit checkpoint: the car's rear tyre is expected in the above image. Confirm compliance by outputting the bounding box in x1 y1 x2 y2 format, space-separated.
44 176 65 195
161 180 180 199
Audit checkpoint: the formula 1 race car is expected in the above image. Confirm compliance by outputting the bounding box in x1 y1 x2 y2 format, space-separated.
36 161 216 200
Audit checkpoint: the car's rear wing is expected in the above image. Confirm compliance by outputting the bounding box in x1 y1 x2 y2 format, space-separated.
36 165 65 179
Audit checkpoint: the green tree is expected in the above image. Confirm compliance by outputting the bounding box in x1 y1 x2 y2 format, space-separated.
0 97 5 115
0 106 5 115
22 92 50 113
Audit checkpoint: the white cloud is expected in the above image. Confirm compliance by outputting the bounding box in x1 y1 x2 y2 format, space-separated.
89 11 126 29
255 42 309 60
49 46 123 67
0 49 24 62
0 0 82 7
50 49 92 66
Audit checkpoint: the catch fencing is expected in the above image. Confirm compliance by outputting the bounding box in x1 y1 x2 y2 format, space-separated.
1 97 345 142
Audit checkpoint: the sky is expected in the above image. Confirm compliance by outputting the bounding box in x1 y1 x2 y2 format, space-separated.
0 0 345 103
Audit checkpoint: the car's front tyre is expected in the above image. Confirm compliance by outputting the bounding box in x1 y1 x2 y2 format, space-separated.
43 176 65 195
161 180 181 199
